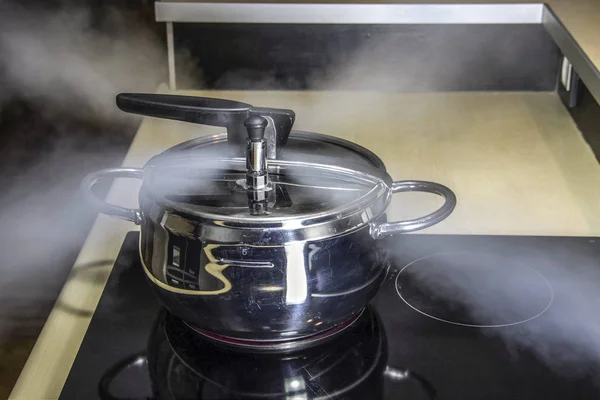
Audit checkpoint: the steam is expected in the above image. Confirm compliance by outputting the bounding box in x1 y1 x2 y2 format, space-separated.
394 243 600 378
0 2 194 340
0 4 179 120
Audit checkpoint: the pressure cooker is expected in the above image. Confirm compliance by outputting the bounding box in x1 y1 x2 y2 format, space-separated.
82 93 456 343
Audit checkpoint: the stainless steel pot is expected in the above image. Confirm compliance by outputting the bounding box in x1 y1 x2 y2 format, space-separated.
82 93 456 342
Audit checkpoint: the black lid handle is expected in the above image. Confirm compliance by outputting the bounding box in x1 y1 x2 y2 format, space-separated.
116 93 295 157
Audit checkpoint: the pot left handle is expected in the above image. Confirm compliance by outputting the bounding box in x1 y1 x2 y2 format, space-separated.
81 167 145 225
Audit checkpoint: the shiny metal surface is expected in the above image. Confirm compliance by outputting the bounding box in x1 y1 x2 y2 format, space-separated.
245 116 270 214
187 309 365 353
80 168 144 225
246 140 267 178
145 157 390 233
162 131 387 173
81 109 456 340
155 3 544 24
138 220 390 339
370 180 457 238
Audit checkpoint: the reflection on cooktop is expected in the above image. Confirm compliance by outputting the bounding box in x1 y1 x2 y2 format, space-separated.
98 307 436 400
395 252 554 327
59 233 600 400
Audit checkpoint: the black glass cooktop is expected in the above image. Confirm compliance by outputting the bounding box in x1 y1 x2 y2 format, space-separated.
59 232 600 399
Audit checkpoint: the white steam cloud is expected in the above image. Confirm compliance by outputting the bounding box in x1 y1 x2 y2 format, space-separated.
0 3 176 121
0 2 186 340
394 243 600 378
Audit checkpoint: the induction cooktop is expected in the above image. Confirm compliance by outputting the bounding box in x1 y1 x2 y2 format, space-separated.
59 232 600 399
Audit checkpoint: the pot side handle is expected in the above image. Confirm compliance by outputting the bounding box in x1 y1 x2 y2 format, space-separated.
371 181 456 239
81 168 145 225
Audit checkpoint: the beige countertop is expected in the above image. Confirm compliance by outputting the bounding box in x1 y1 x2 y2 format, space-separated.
10 89 600 399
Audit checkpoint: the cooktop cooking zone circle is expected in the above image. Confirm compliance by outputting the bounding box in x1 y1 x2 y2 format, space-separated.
395 252 554 328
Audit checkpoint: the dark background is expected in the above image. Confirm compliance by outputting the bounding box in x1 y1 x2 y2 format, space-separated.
174 23 561 91
0 1 160 397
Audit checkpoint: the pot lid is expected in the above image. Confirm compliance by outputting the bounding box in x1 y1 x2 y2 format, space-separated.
143 156 390 228
119 93 392 233
164 131 386 175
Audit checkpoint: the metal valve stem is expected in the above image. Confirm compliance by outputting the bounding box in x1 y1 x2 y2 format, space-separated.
245 116 269 190
245 116 270 215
